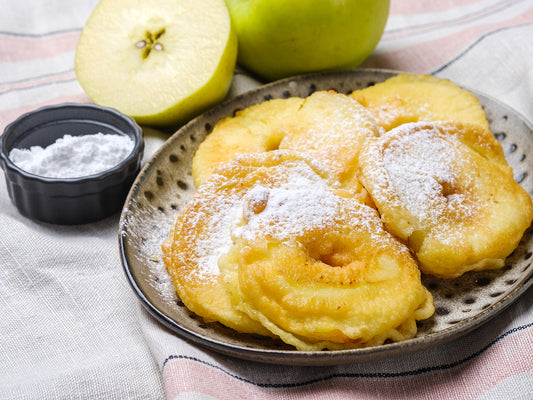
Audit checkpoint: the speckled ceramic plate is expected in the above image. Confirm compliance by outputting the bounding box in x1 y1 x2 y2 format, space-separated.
119 68 533 366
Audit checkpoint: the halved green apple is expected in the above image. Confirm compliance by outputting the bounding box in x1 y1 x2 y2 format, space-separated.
75 0 237 127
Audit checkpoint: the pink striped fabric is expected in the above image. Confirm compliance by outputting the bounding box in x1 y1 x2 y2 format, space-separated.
161 326 533 399
1 1 532 399
0 31 80 62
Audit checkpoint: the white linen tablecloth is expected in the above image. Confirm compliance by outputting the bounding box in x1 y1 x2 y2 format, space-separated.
1 1 532 399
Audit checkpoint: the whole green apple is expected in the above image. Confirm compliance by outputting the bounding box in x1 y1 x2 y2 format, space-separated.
225 0 390 81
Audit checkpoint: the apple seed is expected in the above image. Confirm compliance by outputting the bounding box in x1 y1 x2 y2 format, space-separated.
135 28 166 59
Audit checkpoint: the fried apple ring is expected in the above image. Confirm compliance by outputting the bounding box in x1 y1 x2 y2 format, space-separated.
191 96 304 186
350 73 489 131
218 178 434 351
278 90 379 188
162 151 341 335
358 121 533 278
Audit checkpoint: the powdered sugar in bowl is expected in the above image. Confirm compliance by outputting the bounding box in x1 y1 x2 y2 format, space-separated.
0 103 144 224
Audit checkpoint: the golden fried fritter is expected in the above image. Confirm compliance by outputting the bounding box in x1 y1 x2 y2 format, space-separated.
358 121 533 278
162 151 338 335
350 73 489 131
218 184 434 350
279 90 379 189
192 97 304 187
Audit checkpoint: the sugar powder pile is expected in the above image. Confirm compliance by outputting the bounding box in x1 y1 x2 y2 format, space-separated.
9 133 134 178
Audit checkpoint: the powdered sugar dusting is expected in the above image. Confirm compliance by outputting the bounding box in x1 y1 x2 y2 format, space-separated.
175 155 337 282
384 128 455 221
172 186 242 282
279 92 379 181
369 123 477 232
235 183 340 242
191 198 242 281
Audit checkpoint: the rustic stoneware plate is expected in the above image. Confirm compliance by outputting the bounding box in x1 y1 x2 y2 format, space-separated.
119 68 533 366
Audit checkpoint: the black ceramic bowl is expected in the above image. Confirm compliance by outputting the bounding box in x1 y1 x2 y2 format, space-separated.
0 103 144 225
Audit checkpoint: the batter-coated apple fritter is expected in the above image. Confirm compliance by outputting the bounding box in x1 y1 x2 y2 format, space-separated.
350 73 489 132
192 96 304 186
218 176 434 351
279 90 379 189
358 121 533 278
162 151 341 336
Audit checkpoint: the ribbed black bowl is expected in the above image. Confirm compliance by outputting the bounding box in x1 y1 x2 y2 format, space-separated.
0 103 144 224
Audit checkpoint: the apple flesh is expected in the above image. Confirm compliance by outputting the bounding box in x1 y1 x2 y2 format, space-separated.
225 0 390 81
75 0 237 127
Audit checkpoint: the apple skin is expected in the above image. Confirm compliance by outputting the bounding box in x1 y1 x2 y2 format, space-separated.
225 0 390 81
